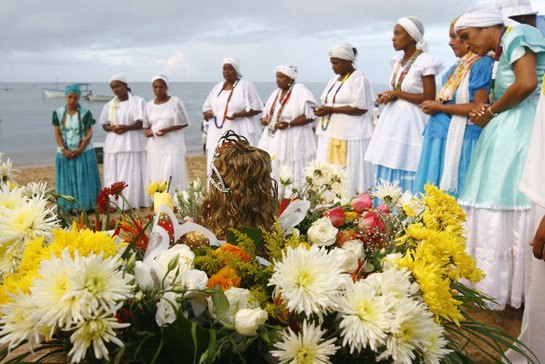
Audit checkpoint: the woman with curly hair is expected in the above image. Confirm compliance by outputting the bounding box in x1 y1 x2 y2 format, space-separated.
198 131 278 239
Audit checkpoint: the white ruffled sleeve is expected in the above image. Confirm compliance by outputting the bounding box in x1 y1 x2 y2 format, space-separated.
99 102 111 125
135 96 147 121
243 80 264 112
296 84 318 119
172 96 190 126
202 83 221 112
143 100 153 128
348 72 373 110
413 53 444 76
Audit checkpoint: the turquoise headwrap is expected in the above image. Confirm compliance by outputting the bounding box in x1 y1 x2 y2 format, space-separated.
64 83 81 96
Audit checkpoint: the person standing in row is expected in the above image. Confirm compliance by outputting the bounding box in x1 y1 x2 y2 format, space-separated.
314 43 375 194
455 4 545 309
99 74 149 208
144 74 190 193
53 84 100 211
257 65 318 197
202 58 263 171
365 17 443 191
413 18 493 197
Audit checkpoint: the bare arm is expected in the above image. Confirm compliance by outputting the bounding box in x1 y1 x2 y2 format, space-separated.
72 127 93 157
421 89 489 116
274 113 315 130
379 75 436 106
532 215 545 261
313 105 367 117
156 124 187 136
470 51 538 127
226 109 262 120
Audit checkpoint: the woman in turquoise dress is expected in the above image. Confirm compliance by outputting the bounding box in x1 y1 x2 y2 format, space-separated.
53 84 101 210
455 4 545 310
413 20 493 197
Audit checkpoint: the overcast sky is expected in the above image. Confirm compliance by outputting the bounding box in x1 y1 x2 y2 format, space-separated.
2 0 545 84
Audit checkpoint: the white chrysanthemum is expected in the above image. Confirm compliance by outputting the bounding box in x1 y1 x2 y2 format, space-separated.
0 293 43 350
373 181 402 203
0 195 58 246
156 292 180 327
269 245 348 314
304 160 330 188
326 164 349 199
0 185 26 214
381 253 403 270
337 280 394 353
364 268 419 300
397 191 425 215
68 310 129 363
422 321 450 364
22 181 49 198
64 253 135 318
0 157 17 184
378 299 435 364
0 244 23 275
271 320 339 364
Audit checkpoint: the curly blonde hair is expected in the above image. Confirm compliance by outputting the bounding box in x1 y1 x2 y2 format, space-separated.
198 131 278 239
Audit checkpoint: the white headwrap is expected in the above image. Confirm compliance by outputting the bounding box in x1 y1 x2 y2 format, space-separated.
274 64 298 80
397 16 428 52
455 4 504 32
151 74 169 87
329 43 358 62
223 57 242 77
109 74 128 84
498 0 538 18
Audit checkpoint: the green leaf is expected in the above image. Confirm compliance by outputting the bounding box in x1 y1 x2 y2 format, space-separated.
160 312 210 362
211 284 230 321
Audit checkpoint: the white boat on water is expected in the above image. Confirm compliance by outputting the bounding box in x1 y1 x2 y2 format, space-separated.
87 94 112 102
43 83 92 99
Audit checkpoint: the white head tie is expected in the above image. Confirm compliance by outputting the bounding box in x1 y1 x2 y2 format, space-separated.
329 43 358 62
223 57 242 77
274 64 298 80
109 74 128 84
397 16 428 52
455 4 504 32
151 74 169 87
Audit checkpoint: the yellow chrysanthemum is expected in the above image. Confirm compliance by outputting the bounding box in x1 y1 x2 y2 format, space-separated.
421 184 466 236
145 180 168 196
47 224 123 259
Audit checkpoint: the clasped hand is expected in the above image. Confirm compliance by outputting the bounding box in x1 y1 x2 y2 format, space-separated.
468 103 493 127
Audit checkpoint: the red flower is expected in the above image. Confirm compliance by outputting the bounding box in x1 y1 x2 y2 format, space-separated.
108 181 128 200
350 193 373 213
359 211 385 232
97 189 110 214
325 206 344 227
376 204 391 215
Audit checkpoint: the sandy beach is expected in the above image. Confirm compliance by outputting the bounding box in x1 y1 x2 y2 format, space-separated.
15 155 208 189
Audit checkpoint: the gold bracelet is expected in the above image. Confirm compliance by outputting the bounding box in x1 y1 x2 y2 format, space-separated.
487 106 498 117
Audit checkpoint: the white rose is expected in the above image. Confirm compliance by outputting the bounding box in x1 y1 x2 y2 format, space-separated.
342 240 365 260
180 269 208 299
156 292 180 327
307 216 338 246
208 287 257 325
156 245 195 285
382 253 403 270
134 259 165 291
279 165 293 185
234 308 268 336
332 248 359 273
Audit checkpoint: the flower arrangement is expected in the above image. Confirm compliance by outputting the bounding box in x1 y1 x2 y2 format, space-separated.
0 155 537 363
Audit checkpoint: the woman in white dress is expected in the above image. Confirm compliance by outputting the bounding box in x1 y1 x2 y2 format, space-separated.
99 74 149 208
365 17 443 191
144 74 190 193
313 43 375 195
202 57 263 170
257 64 318 197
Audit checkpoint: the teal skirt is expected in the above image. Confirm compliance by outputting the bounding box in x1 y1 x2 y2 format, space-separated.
55 149 101 210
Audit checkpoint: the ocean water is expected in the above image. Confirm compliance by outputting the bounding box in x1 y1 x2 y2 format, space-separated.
0 82 388 167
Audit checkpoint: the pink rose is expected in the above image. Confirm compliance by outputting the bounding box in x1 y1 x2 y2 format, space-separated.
325 206 344 227
350 193 373 213
376 204 391 215
359 211 385 232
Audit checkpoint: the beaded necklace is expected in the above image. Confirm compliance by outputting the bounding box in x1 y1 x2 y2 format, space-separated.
268 83 295 136
489 27 511 103
390 49 422 91
214 80 239 129
320 72 352 131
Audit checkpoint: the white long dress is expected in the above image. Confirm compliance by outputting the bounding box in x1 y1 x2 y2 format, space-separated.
364 53 443 191
144 96 190 194
315 69 375 195
257 83 318 197
504 88 545 363
202 79 263 168
99 95 150 208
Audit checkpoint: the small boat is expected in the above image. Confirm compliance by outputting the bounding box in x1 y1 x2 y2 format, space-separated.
87 94 112 102
43 83 92 99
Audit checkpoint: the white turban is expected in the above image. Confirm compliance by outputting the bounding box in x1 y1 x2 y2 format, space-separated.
329 43 358 62
455 4 504 32
109 74 128 84
223 57 242 77
397 16 428 52
498 0 538 18
274 64 298 80
151 73 169 87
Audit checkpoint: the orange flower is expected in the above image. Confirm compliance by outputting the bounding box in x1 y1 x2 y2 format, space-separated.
207 266 241 291
336 229 358 247
214 243 251 263
343 211 359 222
